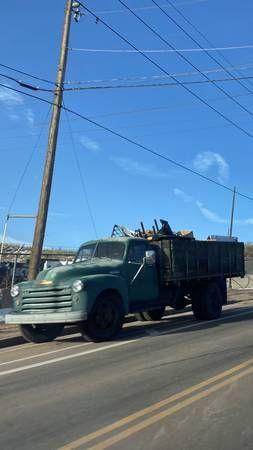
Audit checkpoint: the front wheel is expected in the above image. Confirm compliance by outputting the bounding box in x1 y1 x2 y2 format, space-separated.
20 324 64 343
80 293 124 342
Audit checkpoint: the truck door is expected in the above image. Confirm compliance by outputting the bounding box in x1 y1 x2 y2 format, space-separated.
126 241 159 309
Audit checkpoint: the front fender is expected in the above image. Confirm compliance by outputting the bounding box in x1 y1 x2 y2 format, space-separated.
77 274 129 314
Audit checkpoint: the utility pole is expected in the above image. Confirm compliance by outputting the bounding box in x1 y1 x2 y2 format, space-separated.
28 0 73 280
229 186 236 289
229 186 236 239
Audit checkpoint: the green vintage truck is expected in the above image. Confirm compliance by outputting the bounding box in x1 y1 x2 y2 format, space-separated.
5 220 245 343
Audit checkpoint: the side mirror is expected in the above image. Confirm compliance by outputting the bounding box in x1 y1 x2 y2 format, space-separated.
144 250 156 265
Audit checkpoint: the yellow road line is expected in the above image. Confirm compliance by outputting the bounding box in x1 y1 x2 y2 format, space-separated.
59 357 253 449
86 364 253 450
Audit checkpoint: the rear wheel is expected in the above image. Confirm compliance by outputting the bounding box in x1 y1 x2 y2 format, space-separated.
81 293 124 342
192 281 222 320
20 324 64 343
135 306 165 321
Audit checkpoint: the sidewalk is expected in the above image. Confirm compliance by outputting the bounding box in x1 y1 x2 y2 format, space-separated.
0 321 24 348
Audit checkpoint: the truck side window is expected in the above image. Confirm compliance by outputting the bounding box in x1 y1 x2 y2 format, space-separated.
128 243 147 264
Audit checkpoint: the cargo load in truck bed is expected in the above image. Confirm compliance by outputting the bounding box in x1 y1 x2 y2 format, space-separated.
154 238 245 283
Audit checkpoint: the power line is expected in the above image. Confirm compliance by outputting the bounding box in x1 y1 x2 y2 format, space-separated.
5 71 253 95
1 89 253 136
63 62 253 85
12 68 253 95
61 105 253 202
6 106 52 215
0 81 252 202
164 0 253 92
93 1 223 15
70 43 253 53
152 0 253 98
0 72 54 92
118 0 253 122
63 105 98 238
78 2 253 139
3 69 253 94
0 62 54 86
62 75 253 92
2 89 253 141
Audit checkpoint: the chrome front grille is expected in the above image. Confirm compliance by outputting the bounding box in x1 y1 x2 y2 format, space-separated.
21 286 72 313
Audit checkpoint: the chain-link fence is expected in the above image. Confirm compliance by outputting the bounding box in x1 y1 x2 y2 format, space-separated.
230 258 253 289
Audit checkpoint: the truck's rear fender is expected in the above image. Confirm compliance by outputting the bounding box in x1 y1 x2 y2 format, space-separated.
77 274 129 315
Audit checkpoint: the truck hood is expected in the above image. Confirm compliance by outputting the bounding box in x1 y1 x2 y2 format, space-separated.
36 259 123 286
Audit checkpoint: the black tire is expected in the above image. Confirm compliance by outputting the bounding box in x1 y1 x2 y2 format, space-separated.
141 306 166 321
81 293 124 342
20 324 64 343
192 281 223 320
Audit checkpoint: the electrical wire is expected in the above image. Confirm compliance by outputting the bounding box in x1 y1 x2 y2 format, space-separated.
94 0 206 15
0 63 54 86
3 70 253 93
2 89 253 141
0 72 55 92
117 0 253 122
6 106 52 214
152 0 253 97
164 0 253 92
63 104 98 238
5 70 253 94
70 44 253 53
62 75 253 92
0 81 252 202
63 62 253 85
78 2 253 139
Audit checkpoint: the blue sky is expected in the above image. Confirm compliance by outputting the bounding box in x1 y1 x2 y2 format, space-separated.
1 0 253 248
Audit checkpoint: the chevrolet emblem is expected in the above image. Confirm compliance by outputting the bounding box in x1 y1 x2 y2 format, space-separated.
38 280 53 285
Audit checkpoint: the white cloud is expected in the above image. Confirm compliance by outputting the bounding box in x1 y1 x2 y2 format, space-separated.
196 201 227 224
24 108 35 126
193 151 229 183
195 201 253 226
8 112 19 121
173 184 253 227
0 85 35 127
236 218 253 226
173 188 192 203
80 135 101 152
111 156 167 178
0 86 24 106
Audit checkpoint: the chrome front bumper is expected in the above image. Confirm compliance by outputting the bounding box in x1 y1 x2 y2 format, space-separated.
5 311 87 324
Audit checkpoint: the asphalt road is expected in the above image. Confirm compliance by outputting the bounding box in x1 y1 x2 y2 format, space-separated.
1 294 253 450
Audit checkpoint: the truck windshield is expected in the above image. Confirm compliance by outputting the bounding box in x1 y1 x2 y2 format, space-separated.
74 241 125 262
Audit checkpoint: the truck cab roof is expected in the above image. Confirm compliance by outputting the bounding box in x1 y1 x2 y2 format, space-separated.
79 236 148 248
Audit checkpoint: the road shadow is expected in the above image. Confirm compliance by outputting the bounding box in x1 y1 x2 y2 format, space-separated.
1 299 252 349
119 304 253 341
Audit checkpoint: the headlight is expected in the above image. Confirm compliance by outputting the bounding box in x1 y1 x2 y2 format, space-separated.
11 285 20 298
72 279 84 293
